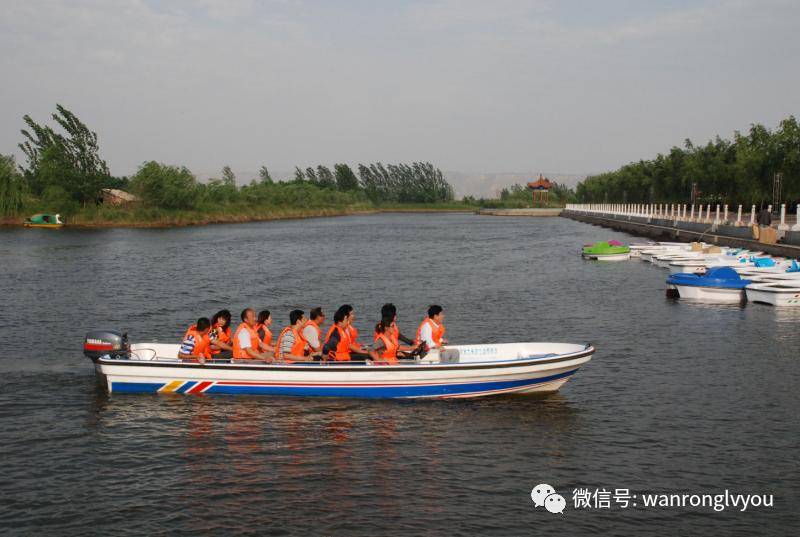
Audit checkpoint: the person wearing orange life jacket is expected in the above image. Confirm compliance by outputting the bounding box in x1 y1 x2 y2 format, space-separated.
323 305 378 362
379 303 415 346
233 308 272 361
275 310 313 363
209 309 234 359
256 309 275 356
301 307 325 357
178 317 213 363
374 315 418 364
415 305 447 350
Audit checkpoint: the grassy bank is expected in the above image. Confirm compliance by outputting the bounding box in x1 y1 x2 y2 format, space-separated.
0 201 486 228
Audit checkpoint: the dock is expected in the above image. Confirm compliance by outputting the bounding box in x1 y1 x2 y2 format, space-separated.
562 205 800 258
477 208 563 217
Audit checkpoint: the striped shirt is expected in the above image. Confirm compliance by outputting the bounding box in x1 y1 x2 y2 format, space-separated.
180 334 197 355
279 329 296 357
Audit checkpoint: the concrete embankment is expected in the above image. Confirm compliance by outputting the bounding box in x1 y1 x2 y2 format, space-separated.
562 210 800 258
477 208 563 217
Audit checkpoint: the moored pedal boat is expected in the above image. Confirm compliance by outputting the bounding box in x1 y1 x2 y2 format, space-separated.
746 282 800 306
666 266 752 303
83 331 595 399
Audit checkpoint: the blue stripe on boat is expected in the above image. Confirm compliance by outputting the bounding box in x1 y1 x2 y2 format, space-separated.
111 369 578 397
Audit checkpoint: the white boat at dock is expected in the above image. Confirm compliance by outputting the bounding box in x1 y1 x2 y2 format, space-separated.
83 332 595 399
745 282 800 306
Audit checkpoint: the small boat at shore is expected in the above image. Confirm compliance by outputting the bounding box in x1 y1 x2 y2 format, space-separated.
83 331 595 398
582 241 631 261
746 282 800 306
23 213 65 228
666 266 752 303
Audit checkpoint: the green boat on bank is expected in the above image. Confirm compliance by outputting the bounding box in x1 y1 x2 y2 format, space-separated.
582 241 631 261
23 213 65 229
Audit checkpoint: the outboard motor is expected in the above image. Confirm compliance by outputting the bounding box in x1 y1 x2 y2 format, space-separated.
83 330 129 362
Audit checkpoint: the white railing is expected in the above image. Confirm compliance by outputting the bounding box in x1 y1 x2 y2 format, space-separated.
564 202 791 228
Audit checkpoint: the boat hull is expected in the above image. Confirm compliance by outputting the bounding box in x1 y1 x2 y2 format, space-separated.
93 343 594 399
746 283 800 306
584 253 630 261
668 284 745 303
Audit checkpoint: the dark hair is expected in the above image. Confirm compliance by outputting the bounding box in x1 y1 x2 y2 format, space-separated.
212 309 232 328
257 310 271 324
375 316 392 334
381 303 397 320
240 308 254 321
428 305 443 318
309 307 324 321
290 309 305 325
196 317 211 331
333 304 353 324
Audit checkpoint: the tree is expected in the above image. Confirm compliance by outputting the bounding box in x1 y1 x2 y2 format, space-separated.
334 163 359 191
294 166 306 182
317 165 336 188
18 104 110 204
305 167 318 184
0 155 25 216
259 166 273 184
129 161 199 210
221 166 236 187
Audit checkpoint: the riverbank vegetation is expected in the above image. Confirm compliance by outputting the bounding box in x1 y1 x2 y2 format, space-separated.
1 104 573 225
576 116 800 206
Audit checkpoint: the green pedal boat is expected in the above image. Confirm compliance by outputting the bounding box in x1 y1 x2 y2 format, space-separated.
582 241 631 261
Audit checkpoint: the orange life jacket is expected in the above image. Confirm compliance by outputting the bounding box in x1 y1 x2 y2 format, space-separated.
183 324 197 340
275 325 308 363
374 331 399 363
232 323 260 359
415 318 445 346
324 324 352 361
210 324 231 355
184 329 211 360
256 323 273 348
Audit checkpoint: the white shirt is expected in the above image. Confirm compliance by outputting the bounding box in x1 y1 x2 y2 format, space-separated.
237 327 253 350
302 324 321 349
418 320 440 348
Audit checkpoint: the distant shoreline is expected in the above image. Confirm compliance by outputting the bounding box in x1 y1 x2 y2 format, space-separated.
0 204 480 229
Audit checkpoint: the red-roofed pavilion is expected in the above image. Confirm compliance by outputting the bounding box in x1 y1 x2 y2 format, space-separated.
527 174 553 206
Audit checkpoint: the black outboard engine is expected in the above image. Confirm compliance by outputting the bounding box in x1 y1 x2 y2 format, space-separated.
83 330 129 362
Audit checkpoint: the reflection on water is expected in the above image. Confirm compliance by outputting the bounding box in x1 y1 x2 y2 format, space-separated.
2 214 799 535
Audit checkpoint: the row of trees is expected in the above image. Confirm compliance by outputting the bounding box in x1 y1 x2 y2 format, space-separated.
2 104 457 216
576 116 800 206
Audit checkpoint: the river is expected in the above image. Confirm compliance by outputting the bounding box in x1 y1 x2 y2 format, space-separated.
0 213 797 535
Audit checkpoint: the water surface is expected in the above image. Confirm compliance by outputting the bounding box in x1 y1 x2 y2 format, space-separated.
1 213 797 535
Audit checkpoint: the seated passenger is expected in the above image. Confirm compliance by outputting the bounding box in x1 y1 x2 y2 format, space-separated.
301 307 325 357
233 308 272 361
323 305 378 362
256 310 275 355
209 309 234 359
380 303 416 348
374 316 418 364
415 305 447 350
178 317 212 363
275 310 312 363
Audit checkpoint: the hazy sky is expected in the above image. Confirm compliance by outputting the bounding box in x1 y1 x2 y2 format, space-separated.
2 0 799 181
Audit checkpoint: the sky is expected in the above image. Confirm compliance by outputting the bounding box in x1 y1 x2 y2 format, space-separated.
1 0 799 193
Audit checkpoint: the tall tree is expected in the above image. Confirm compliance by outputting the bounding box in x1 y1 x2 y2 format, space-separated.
259 165 273 184
18 104 110 203
0 155 25 216
316 165 336 188
294 166 306 182
221 166 236 187
334 163 359 191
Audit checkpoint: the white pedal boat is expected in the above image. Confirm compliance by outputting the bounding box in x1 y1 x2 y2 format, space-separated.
746 282 800 306
83 332 595 399
666 267 751 304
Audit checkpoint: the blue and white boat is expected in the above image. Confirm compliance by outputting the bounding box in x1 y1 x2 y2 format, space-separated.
666 266 752 303
83 331 595 399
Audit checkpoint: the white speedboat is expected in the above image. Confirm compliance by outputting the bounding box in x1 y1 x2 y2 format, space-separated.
746 282 800 306
83 331 595 399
